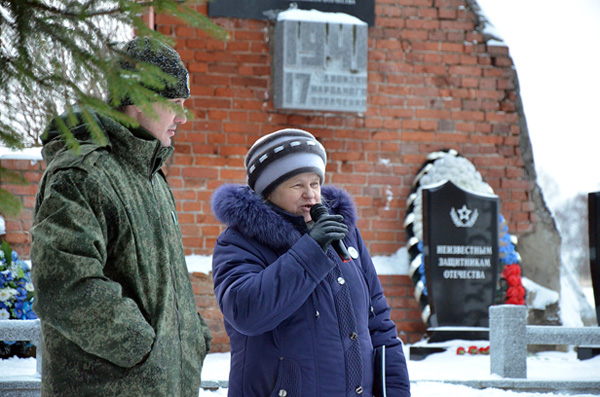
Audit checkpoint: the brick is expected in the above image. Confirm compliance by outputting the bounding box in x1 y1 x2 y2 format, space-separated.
419 120 437 131
4 232 29 245
402 131 435 141
0 5 540 351
448 65 482 77
182 167 219 179
440 20 475 31
441 42 464 53
438 7 457 19
220 168 246 180
451 110 485 121
174 26 195 38
406 19 440 30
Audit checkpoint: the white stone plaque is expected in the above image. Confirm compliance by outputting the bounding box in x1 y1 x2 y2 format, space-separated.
274 9 368 112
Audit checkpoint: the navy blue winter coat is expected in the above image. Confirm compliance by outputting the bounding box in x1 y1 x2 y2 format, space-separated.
212 184 410 397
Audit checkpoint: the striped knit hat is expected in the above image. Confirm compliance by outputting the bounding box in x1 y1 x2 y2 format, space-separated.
245 129 327 197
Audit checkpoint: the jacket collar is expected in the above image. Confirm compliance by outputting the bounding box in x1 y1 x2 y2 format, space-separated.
212 184 357 252
41 107 173 179
108 120 173 179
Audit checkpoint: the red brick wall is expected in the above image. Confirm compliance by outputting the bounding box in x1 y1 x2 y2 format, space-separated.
0 158 426 351
0 0 537 350
158 1 534 259
160 0 535 348
0 158 43 258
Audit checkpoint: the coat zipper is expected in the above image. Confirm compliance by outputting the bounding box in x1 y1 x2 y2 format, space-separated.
150 144 185 392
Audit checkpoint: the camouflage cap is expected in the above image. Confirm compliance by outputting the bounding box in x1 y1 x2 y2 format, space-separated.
117 37 190 106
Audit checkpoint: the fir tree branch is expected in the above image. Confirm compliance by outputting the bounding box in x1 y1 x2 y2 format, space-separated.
0 0 229 216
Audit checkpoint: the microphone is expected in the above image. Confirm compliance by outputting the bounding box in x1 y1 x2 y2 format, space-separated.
310 203 351 262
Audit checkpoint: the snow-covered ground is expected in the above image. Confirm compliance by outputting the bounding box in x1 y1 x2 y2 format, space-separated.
189 254 600 396
199 340 600 396
2 339 599 396
2 254 595 396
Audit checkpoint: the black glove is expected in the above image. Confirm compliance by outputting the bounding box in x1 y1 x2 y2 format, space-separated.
309 214 349 253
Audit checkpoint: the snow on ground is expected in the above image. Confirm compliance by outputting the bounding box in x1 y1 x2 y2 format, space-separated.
198 341 600 395
194 341 600 396
189 255 600 395
3 340 599 396
3 245 597 397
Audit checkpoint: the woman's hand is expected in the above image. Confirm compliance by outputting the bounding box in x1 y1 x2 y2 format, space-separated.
308 214 349 252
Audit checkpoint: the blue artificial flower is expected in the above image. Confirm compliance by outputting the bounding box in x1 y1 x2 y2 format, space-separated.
498 213 520 265
499 237 519 265
0 244 36 322
13 300 29 319
22 301 37 319
15 287 28 301
0 269 13 283
417 256 428 296
16 278 30 291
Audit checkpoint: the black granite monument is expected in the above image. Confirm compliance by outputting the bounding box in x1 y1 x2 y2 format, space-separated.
580 192 600 359
587 191 600 325
422 181 499 340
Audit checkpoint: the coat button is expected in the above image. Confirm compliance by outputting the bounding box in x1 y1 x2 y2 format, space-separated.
350 332 358 340
337 276 345 285
355 386 363 394
279 389 287 396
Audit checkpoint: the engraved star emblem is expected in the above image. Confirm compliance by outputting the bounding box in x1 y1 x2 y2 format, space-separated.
457 205 472 221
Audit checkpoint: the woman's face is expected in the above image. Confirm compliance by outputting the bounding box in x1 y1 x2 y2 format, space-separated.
267 172 321 223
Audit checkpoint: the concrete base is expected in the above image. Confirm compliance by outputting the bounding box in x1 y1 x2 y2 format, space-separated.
426 327 489 343
0 378 230 396
2 377 599 395
438 379 600 395
409 345 447 361
577 346 600 360
0 376 41 397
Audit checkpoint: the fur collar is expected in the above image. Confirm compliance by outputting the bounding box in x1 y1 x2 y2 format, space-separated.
211 184 358 252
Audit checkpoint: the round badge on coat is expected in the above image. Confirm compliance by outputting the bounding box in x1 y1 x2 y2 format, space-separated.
348 246 359 259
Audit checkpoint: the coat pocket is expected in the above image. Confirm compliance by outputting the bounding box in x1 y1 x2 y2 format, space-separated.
270 357 302 397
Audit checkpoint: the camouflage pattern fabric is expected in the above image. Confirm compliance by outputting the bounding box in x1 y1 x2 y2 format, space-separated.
31 109 211 396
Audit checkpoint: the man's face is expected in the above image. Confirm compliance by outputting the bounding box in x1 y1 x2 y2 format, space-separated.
137 98 187 147
267 172 322 223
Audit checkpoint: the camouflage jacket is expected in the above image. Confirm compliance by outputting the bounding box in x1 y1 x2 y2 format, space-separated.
30 109 211 396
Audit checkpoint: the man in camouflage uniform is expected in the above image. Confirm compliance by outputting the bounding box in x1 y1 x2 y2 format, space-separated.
30 37 211 396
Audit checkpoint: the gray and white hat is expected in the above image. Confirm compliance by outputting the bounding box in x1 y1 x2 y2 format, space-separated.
245 128 327 197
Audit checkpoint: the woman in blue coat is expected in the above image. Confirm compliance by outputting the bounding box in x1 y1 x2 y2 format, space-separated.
212 128 410 396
